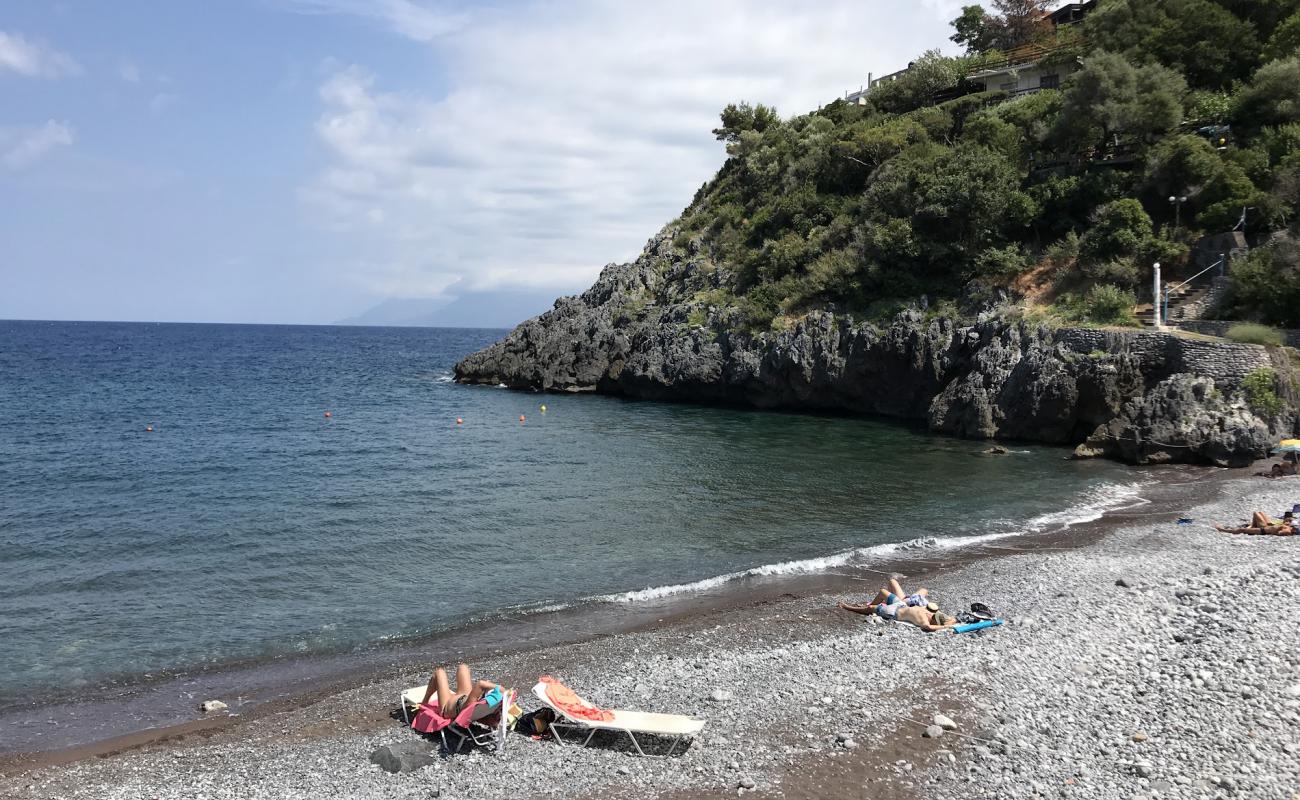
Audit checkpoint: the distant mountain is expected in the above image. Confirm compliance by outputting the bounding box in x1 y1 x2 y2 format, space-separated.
335 287 564 329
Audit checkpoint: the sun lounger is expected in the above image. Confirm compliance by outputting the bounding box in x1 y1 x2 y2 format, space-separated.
531 679 705 757
400 686 516 754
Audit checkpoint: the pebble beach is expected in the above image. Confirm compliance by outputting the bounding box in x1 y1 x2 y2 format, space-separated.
3 474 1297 800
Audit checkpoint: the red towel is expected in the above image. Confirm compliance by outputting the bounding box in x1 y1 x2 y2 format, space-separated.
540 676 614 722
411 696 487 733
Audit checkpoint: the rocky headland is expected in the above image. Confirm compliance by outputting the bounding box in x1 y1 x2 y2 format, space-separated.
456 230 1298 467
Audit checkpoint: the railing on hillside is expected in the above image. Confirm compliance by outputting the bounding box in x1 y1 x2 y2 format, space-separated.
966 32 1085 76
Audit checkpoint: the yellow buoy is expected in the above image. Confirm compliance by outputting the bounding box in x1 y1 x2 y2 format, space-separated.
540 404 547 413
145 425 153 432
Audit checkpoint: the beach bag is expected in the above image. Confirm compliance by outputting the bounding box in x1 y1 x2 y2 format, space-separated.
515 706 557 738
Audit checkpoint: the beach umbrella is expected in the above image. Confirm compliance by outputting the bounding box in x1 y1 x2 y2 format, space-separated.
1270 442 1300 454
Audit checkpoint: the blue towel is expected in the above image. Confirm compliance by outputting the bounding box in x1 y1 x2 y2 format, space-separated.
954 618 1005 634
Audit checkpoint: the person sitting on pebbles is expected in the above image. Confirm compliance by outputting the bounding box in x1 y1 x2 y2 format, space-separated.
838 579 957 632
1214 511 1297 537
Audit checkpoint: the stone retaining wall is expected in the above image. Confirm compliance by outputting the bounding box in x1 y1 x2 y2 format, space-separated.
1056 326 1274 386
1172 320 1300 349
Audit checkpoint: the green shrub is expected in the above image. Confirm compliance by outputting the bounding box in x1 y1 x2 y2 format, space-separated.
1242 367 1285 415
1082 284 1140 326
1226 323 1285 346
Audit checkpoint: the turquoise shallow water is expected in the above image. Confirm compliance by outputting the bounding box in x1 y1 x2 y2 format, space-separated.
0 320 1141 713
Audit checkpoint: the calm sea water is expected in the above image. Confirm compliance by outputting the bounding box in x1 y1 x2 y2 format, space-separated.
0 320 1141 713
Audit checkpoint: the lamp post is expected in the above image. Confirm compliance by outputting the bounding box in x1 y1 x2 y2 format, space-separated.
1153 261 1162 329
1168 195 1188 232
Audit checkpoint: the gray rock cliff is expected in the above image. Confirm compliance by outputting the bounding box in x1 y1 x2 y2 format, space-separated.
456 230 1297 466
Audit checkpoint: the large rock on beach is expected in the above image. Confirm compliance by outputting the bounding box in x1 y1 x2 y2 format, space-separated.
369 741 438 774
456 228 1298 466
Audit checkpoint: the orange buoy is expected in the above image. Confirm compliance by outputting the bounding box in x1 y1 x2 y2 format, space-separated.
456 418 463 425
323 411 332 418
519 414 526 423
145 425 153 432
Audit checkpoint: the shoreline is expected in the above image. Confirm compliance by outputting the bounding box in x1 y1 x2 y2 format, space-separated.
0 462 1248 779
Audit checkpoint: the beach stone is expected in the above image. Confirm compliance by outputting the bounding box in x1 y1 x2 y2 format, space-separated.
934 713 957 730
737 775 756 790
708 689 733 703
198 700 228 714
1115 578 1133 588
1135 761 1154 778
923 725 945 739
1132 731 1149 742
369 741 438 774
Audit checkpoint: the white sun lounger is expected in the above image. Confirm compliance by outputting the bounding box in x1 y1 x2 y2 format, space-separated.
400 686 515 754
531 680 705 757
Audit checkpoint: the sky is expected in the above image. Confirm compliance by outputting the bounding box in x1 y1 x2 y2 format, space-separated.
1 0 968 326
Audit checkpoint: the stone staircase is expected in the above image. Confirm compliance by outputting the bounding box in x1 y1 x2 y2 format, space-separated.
1135 283 1213 327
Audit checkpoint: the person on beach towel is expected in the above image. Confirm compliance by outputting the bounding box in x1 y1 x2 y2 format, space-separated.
837 578 930 618
838 579 957 631
417 663 500 718
1215 511 1296 536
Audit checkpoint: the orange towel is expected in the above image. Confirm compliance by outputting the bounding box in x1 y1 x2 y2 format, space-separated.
540 675 614 722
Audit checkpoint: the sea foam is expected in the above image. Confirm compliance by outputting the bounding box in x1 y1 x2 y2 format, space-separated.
598 480 1152 605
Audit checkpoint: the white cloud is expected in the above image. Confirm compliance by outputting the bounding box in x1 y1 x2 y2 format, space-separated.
301 1 961 299
283 0 466 42
0 30 80 78
118 59 140 83
0 120 74 169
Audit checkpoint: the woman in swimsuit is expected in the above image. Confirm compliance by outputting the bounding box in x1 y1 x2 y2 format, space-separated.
1215 511 1296 536
418 663 499 717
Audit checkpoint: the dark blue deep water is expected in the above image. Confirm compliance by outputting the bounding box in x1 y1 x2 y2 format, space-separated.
0 320 1143 712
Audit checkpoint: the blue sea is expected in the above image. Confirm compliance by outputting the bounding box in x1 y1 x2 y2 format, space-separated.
0 320 1148 752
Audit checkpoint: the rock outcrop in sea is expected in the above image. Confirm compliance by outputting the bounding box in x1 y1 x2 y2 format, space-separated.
456 229 1298 466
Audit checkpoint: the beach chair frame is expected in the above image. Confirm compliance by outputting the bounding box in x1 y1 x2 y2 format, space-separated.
547 718 691 757
400 687 513 756
531 681 704 758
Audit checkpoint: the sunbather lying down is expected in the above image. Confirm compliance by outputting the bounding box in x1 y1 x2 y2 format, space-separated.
838 578 956 632
1255 461 1297 478
1215 511 1297 536
418 663 500 718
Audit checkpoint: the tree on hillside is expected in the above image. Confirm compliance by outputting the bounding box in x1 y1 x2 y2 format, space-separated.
1085 0 1261 89
950 5 997 54
992 0 1053 50
1235 58 1300 130
1265 10 1300 59
1212 0 1300 42
868 50 961 114
949 0 1051 54
1055 51 1187 150
713 103 780 145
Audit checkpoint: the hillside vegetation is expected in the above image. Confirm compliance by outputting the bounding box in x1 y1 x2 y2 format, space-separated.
672 0 1300 330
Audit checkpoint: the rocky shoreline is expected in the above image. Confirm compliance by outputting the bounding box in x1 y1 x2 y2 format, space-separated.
455 231 1299 467
5 472 1297 800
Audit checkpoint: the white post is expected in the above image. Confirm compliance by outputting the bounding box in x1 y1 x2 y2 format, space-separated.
1152 261 1162 329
